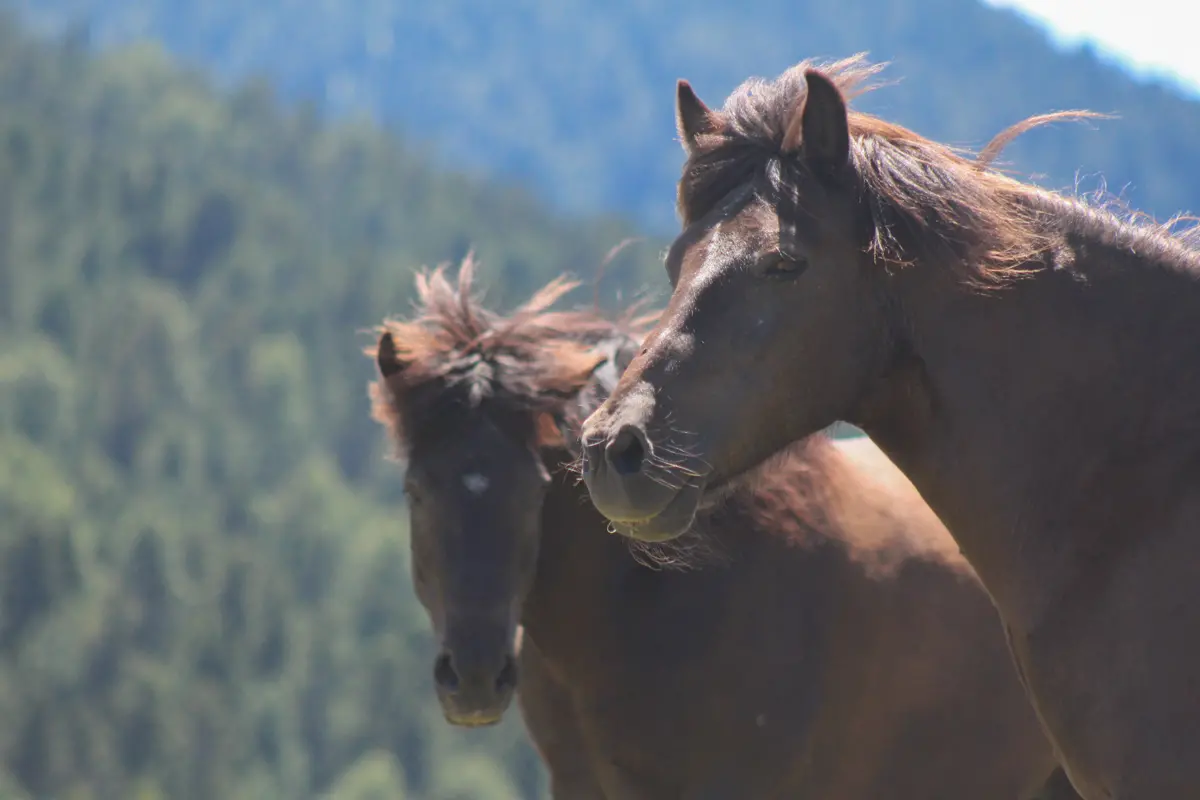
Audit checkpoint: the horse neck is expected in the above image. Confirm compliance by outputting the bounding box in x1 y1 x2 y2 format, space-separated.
862 206 1200 631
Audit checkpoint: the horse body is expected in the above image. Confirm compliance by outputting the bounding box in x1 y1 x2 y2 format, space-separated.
523 436 1067 799
578 55 1200 798
369 261 1073 798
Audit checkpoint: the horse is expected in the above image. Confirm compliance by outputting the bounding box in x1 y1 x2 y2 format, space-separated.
578 53 1200 799
368 256 1077 798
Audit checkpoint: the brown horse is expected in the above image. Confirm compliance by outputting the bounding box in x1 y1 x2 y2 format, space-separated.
579 54 1200 799
369 257 1077 799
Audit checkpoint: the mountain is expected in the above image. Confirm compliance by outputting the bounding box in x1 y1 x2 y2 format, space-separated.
14 0 1200 232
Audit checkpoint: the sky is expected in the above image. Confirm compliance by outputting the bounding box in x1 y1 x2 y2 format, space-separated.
985 0 1200 97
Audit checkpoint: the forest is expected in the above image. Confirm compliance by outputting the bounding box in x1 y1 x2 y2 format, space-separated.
0 10 659 798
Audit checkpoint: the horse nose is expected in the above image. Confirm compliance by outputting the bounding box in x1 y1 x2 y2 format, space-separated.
605 424 649 476
582 415 678 524
434 651 518 696
433 652 460 693
494 653 518 693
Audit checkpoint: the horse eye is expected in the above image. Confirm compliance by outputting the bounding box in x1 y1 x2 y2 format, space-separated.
762 256 808 279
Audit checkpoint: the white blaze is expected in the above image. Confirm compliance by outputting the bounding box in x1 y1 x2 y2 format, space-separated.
462 472 490 494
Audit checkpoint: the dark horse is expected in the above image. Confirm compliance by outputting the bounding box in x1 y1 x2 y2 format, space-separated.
369 257 1077 798
580 54 1200 799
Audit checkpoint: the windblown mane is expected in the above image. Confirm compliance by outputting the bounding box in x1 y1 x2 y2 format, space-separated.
368 254 653 455
678 53 1200 290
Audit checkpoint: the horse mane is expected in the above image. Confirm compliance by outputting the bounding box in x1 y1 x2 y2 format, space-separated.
368 253 654 455
678 53 1200 291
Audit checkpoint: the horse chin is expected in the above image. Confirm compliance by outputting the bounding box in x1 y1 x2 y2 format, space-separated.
611 482 704 543
443 709 505 728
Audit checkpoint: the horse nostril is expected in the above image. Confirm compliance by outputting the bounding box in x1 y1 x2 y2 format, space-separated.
606 425 647 476
434 653 459 692
495 654 518 693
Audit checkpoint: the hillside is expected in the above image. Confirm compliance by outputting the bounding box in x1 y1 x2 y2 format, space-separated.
15 0 1200 231
0 11 664 799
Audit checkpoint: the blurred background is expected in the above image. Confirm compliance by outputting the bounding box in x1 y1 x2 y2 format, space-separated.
0 0 1194 797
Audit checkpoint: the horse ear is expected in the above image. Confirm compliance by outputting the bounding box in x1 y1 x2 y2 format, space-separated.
782 70 850 172
676 79 718 155
376 331 410 379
